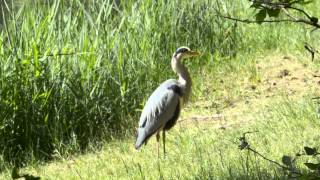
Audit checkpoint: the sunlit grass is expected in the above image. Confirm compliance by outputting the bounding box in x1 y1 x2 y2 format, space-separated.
0 0 320 178
1 94 318 179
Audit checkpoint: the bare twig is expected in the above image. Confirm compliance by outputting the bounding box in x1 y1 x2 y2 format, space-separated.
25 51 95 59
287 6 312 19
281 7 299 20
304 42 319 61
217 13 320 29
247 146 288 169
68 158 83 180
281 8 320 28
39 51 95 57
304 43 318 61
238 131 303 176
217 14 295 24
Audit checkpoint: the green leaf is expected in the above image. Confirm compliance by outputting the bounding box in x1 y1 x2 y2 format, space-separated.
21 59 30 66
304 162 320 170
35 70 41 78
304 146 317 156
250 2 261 9
11 167 20 179
267 9 281 17
255 9 267 24
282 155 292 166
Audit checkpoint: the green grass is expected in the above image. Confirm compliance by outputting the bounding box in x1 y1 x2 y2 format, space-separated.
1 95 319 179
1 0 320 178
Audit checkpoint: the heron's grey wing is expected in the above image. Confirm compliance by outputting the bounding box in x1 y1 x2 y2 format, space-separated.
135 80 180 149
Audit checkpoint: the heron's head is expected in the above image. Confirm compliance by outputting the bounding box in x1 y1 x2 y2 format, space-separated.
173 46 200 60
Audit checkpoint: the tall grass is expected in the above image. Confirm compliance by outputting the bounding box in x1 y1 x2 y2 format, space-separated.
0 0 319 168
0 0 235 167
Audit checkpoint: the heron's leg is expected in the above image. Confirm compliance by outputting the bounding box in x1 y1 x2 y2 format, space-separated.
156 132 160 158
162 130 166 157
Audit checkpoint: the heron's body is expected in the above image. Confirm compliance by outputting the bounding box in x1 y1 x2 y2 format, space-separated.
135 79 182 149
135 47 200 155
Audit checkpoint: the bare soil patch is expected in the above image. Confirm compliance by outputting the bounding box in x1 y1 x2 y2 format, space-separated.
178 55 320 129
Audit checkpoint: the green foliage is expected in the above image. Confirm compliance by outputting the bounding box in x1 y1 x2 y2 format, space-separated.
304 162 320 170
255 9 267 22
304 146 317 156
0 0 239 167
250 0 316 21
267 9 281 17
0 0 319 171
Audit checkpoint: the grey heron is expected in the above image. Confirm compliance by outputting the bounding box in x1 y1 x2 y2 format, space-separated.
135 46 200 157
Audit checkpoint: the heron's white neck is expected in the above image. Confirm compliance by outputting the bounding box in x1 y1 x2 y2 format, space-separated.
171 55 192 103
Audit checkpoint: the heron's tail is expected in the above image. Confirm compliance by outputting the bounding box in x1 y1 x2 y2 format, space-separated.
135 128 146 150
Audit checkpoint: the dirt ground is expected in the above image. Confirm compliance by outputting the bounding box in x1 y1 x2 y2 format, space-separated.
178 55 320 129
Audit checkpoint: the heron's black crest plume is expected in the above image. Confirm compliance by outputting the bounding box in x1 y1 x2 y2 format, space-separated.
174 47 190 57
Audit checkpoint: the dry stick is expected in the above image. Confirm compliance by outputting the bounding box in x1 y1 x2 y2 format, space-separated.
217 15 295 24
39 52 95 57
54 151 83 180
247 147 287 169
246 147 303 176
65 158 83 180
217 13 320 29
287 6 312 20
281 7 320 28
26 51 95 59
304 42 319 61
239 132 303 176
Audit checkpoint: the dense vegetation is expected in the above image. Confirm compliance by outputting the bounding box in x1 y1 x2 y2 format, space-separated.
0 0 320 177
0 0 237 167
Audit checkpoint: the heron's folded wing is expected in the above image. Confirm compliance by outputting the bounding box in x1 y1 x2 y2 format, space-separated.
135 80 180 148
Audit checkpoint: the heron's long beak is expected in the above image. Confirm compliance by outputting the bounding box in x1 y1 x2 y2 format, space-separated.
188 50 201 57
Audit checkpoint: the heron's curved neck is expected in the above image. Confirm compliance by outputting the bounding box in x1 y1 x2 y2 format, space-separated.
171 55 191 103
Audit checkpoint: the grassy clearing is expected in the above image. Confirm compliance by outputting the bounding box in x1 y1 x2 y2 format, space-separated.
1 55 320 179
1 0 320 178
